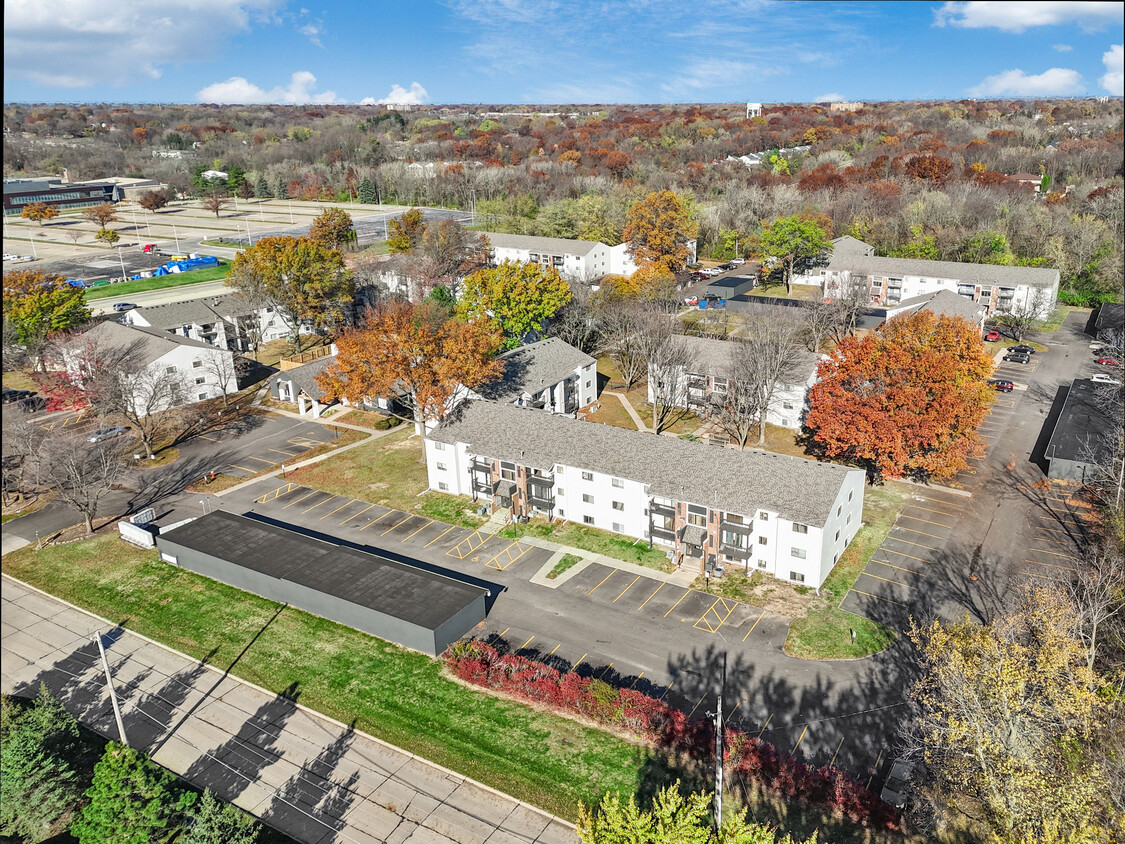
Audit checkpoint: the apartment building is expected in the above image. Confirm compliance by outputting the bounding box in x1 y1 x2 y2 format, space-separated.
124 292 311 352
470 337 598 414
425 401 864 588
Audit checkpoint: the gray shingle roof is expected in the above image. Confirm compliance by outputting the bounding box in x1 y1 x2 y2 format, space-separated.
485 232 601 257
1095 302 1123 332
429 400 861 526
130 292 257 330
269 355 338 402
828 252 1059 290
676 335 818 380
831 235 875 258
477 338 596 402
80 320 219 366
892 289 987 324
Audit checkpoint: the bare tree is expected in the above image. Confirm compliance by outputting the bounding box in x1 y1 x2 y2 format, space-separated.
1 411 47 506
548 283 601 354
728 311 810 446
599 301 647 390
102 364 190 458
202 352 238 407
996 287 1052 342
803 298 839 352
200 190 230 218
34 435 129 534
639 318 697 435
1063 542 1125 675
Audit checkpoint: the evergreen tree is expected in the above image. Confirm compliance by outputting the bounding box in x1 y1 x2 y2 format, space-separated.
181 789 259 844
357 176 377 204
254 176 271 199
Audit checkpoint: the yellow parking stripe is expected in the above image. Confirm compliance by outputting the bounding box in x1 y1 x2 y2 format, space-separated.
742 609 767 643
268 447 300 457
851 588 908 607
485 540 529 569
899 514 953 528
517 636 535 652
612 575 640 603
380 515 411 536
637 581 665 611
877 547 930 563
244 455 276 465
588 569 617 595
402 521 432 542
489 627 510 645
892 525 945 540
547 643 562 657
569 653 588 672
320 499 356 520
229 464 258 473
1030 547 1077 559
791 725 809 754
301 495 333 514
342 503 374 524
830 736 845 767
885 536 937 551
423 525 456 548
663 589 690 618
871 558 924 577
282 490 319 510
860 571 913 588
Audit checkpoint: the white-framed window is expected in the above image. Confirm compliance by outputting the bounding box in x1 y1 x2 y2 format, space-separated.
583 515 595 525
586 380 592 388
611 477 624 488
197 393 208 401
688 504 706 527
166 366 176 374
759 512 769 521
501 461 516 481
848 490 852 501
791 548 807 559
837 506 842 516
557 466 564 474
612 522 625 532
558 508 565 517
192 360 203 368
792 523 808 534
438 481 449 491
783 402 794 410
835 530 840 541
582 471 593 481
434 442 446 451
846 514 851 524
582 494 594 504
195 377 206 385
758 559 767 568
436 462 447 471
612 501 624 511
758 536 768 546
557 488 564 496
790 571 805 583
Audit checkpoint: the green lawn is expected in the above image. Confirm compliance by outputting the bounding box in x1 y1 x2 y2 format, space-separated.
283 428 485 527
499 520 674 572
84 261 231 300
1 537 649 819
784 485 907 659
547 553 583 579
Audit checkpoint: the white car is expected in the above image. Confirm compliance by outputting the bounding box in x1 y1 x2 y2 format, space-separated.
730 258 746 266
1090 373 1121 385
699 267 722 277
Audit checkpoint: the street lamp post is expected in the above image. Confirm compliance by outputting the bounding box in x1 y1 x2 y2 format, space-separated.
117 245 127 281
172 223 180 253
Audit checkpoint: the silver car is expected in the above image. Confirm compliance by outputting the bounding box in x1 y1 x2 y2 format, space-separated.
87 426 127 443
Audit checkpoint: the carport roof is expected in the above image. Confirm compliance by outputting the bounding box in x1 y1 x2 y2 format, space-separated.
158 511 487 629
1046 379 1119 466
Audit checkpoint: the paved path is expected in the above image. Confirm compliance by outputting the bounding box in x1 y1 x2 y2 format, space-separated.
1 575 575 844
600 391 648 432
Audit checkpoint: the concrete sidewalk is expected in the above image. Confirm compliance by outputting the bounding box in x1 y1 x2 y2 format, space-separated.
1 574 575 844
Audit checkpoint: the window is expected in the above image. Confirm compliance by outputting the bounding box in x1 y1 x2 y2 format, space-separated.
558 509 565 517
612 522 624 532
758 536 768 546
583 515 595 525
586 380 592 388
792 523 808 534
436 462 447 471
759 512 769 521
848 490 852 502
611 477 624 488
438 482 449 491
612 501 624 511
197 393 208 401
725 513 743 524
790 571 806 583
758 559 767 568
557 488 564 496
835 530 840 541
582 471 593 481
192 360 203 368
837 506 842 516
688 504 706 527
195 377 206 385
501 461 516 482
846 514 851 525
166 366 176 374
783 402 794 410
582 494 594 504
434 442 445 451
556 466 564 474
722 530 745 548
791 548 807 559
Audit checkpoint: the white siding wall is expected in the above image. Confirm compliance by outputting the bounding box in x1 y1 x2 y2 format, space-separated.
425 439 472 496
816 470 866 586
553 464 649 537
146 344 236 415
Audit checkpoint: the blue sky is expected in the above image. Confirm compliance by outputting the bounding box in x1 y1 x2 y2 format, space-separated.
4 1 1122 104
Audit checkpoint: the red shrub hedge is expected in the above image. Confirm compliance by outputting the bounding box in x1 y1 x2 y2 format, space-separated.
443 639 899 830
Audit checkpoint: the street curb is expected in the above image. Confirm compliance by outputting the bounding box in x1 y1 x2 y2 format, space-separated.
1 572 576 833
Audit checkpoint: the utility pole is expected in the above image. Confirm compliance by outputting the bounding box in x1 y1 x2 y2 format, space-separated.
94 631 128 746
714 650 725 831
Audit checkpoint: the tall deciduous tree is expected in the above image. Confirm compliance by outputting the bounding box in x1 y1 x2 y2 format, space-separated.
33 433 128 534
387 207 425 253
907 587 1114 844
639 313 697 434
82 203 117 228
599 301 649 390
757 215 832 294
3 269 90 346
227 236 355 350
995 287 1052 341
420 219 489 293
19 202 59 225
805 310 994 481
317 300 504 433
623 190 699 272
137 190 169 213
456 261 572 350
308 207 355 250
199 190 229 218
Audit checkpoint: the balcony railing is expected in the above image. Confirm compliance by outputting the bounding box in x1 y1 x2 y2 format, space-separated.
650 525 676 542
528 475 554 491
720 521 753 536
650 502 675 518
529 494 555 510
470 459 491 474
720 543 752 561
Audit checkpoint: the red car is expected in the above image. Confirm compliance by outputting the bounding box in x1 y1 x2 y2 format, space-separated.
984 330 1000 342
683 296 699 306
1096 358 1121 366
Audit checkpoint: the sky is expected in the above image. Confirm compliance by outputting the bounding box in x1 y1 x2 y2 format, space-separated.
3 1 1123 105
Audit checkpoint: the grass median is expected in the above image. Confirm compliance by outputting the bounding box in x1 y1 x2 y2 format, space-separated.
784 485 907 660
84 261 231 300
1 537 648 819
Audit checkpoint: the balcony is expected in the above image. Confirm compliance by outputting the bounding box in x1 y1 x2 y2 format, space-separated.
472 477 497 496
529 493 555 510
528 475 554 491
687 375 706 389
650 525 676 542
650 502 675 518
470 459 491 475
720 520 753 536
720 543 751 562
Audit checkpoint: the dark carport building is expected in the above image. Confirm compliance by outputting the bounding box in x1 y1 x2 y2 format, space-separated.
156 511 487 656
1045 378 1119 483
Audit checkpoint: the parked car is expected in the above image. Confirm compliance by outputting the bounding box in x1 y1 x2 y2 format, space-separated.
984 330 1000 342
1002 353 1031 364
2 388 32 404
87 426 128 443
690 271 708 281
880 758 915 809
699 267 722 277
16 395 46 413
989 379 1014 392
1006 345 1035 355
112 302 138 312
1096 357 1121 367
683 296 699 306
1091 373 1122 385
717 263 733 271
729 258 746 266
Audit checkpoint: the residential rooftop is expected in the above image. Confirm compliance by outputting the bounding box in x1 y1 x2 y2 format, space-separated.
477 337 596 402
269 354 339 402
429 400 861 526
826 248 1060 289
129 292 258 330
485 231 602 257
79 319 219 366
675 334 818 380
891 289 987 324
1046 379 1120 466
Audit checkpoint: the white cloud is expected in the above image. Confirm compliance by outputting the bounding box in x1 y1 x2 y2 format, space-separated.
4 0 282 89
934 1 1122 33
365 82 430 105
1101 44 1124 94
298 22 323 47
968 67 1084 96
661 58 775 98
1052 43 1073 51
196 71 340 104
814 92 845 102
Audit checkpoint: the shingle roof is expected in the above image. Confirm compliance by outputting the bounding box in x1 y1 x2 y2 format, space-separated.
676 335 818 380
477 338 596 402
892 289 987 324
830 235 875 257
269 355 338 402
828 252 1059 289
130 292 258 330
429 400 861 526
485 232 601 257
80 320 219 366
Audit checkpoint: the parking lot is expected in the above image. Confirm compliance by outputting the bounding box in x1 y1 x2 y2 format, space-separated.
233 478 905 780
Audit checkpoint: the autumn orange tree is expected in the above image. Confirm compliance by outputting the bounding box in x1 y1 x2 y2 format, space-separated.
308 207 355 250
3 269 90 346
19 202 59 225
622 190 699 272
456 261 572 350
804 310 994 481
316 300 504 433
387 207 425 253
81 203 117 228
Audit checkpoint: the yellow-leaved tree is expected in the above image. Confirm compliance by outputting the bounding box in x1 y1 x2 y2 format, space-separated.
622 190 699 273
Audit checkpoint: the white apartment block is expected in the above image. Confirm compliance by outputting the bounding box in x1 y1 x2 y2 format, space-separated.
468 337 598 415
425 401 865 588
485 232 697 282
800 236 1059 320
125 292 312 352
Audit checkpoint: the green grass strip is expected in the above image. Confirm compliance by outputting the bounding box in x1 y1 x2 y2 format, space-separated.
84 262 231 300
